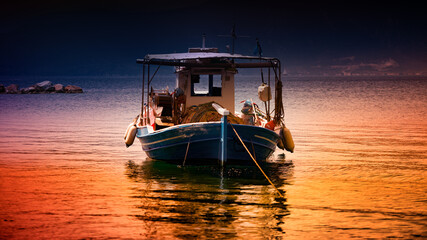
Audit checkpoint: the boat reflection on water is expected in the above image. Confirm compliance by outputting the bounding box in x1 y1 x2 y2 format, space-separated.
125 157 294 239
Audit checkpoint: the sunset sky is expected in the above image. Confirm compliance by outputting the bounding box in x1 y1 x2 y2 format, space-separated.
1 0 426 76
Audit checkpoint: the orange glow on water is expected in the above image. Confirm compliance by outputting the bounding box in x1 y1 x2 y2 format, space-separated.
1 76 426 238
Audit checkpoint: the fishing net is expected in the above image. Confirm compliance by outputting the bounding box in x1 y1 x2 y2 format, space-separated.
181 102 244 124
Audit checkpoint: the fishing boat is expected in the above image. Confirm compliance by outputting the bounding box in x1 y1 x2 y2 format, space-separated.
124 41 294 165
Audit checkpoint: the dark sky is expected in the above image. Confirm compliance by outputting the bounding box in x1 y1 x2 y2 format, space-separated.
1 0 426 76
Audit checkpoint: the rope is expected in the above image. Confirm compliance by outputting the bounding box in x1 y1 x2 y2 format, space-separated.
229 123 284 198
182 137 191 167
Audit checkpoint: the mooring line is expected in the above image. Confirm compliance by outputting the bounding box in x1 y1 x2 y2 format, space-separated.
229 123 284 198
250 138 257 161
182 137 191 167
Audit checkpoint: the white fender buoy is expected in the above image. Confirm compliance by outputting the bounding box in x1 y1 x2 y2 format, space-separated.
124 115 139 141
281 126 295 153
124 115 139 147
277 137 285 150
258 83 272 102
125 125 137 147
275 127 285 150
124 122 134 140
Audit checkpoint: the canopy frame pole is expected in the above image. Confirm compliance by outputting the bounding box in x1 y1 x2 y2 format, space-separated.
279 61 284 119
141 64 145 125
146 64 150 126
272 61 283 125
267 66 271 121
148 65 161 85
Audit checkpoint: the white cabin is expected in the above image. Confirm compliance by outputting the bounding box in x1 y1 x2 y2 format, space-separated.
176 66 236 114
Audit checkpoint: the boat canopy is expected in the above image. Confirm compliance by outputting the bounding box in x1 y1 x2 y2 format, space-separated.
137 52 279 68
142 52 276 61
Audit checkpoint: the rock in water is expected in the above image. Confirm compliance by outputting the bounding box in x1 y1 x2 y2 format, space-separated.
65 85 83 93
45 86 55 93
6 84 19 94
54 84 64 93
35 81 53 91
3 82 83 94
21 86 36 94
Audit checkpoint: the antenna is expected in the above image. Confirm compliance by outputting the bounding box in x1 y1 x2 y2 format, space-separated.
231 24 237 54
218 24 250 54
202 33 206 48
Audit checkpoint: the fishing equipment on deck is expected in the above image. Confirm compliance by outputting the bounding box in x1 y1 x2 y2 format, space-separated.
241 100 255 125
264 120 275 131
181 102 243 124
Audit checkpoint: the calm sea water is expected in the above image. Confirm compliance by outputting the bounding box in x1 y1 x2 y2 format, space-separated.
0 75 426 239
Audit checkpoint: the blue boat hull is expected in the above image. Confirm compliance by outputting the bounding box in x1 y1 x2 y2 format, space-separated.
136 122 279 164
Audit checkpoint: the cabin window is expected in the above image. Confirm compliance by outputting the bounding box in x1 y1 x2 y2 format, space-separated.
191 74 222 96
